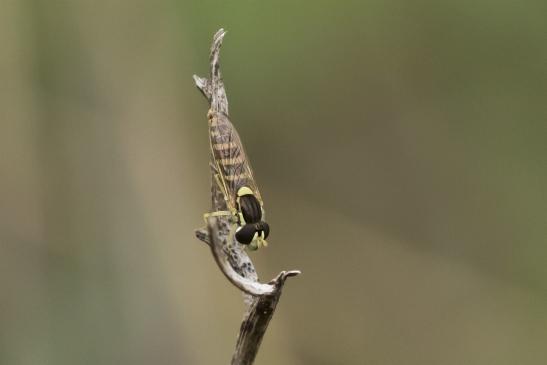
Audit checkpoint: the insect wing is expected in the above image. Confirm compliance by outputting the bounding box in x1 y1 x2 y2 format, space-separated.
209 112 263 209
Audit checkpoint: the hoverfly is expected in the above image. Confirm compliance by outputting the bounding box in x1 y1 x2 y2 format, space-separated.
204 110 270 250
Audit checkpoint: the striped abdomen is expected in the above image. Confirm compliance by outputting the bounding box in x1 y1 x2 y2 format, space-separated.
208 111 252 199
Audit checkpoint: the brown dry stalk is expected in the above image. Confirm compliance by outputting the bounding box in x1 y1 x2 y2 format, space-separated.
193 29 300 365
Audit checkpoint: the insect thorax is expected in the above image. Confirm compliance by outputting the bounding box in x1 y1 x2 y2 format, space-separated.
236 191 262 225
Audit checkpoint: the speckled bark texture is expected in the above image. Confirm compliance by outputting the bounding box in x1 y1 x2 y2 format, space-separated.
193 29 300 365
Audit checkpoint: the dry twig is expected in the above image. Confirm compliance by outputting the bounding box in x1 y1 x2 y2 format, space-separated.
193 29 301 365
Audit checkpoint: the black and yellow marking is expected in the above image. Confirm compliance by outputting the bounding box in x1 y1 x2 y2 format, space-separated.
206 110 269 250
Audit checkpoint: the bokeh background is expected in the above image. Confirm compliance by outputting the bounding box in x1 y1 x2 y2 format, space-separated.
1 0 546 364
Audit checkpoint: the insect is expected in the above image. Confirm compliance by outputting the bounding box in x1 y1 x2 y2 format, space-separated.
204 109 270 250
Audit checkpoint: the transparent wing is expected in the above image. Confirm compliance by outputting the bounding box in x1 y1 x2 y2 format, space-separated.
208 112 263 210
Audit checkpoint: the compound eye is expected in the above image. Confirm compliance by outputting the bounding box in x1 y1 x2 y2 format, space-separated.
235 224 256 245
261 222 270 239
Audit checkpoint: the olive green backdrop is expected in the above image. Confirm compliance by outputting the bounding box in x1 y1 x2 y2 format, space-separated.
1 0 546 364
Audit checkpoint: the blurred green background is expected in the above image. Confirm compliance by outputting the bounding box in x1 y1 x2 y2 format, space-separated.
1 0 546 364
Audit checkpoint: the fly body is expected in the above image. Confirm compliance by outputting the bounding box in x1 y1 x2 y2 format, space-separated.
206 110 269 250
